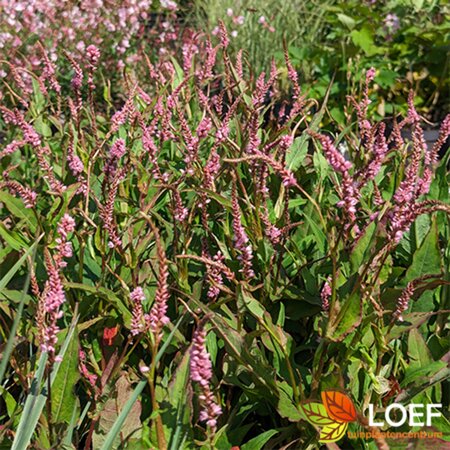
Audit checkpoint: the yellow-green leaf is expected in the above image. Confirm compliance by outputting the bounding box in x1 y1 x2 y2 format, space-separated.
301 402 334 426
319 421 348 443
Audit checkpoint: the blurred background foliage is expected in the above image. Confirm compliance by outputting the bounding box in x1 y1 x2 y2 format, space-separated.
187 0 449 122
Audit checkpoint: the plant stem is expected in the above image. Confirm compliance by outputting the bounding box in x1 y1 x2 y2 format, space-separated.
311 340 329 395
149 344 167 450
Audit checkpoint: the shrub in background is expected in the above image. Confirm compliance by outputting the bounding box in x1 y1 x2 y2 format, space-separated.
191 0 449 122
0 21 449 450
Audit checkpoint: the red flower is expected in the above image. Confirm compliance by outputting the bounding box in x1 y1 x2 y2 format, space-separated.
103 326 119 346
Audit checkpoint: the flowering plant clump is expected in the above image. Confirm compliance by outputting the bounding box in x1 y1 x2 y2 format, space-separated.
0 21 449 450
0 0 189 99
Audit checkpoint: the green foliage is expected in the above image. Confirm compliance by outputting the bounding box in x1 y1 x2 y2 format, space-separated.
191 0 449 121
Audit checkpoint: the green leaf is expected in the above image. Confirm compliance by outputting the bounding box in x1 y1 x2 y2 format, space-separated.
212 425 232 450
388 311 450 341
336 13 355 30
240 288 265 318
375 69 398 89
350 221 376 273
396 366 450 404
197 188 232 210
411 0 424 10
0 237 41 292
404 218 441 283
401 361 446 387
163 352 192 450
287 78 333 172
430 413 450 442
33 117 52 137
274 184 286 219
0 386 18 418
330 107 346 125
0 223 28 250
51 330 79 424
303 212 327 254
407 329 432 369
0 191 37 233
11 352 48 450
193 301 278 396
155 316 184 366
98 318 182 449
276 381 302 422
31 78 45 115
327 293 362 342
285 136 308 172
350 27 383 56
62 402 79 448
241 430 279 450
312 151 329 180
64 283 132 323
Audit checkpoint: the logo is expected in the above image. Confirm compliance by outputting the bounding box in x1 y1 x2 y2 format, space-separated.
301 390 357 443
301 390 443 444
368 403 442 427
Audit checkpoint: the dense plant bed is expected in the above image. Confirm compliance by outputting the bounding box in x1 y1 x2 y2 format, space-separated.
0 27 449 450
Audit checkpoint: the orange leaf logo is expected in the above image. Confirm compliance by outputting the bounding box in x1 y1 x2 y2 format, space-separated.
321 390 357 423
302 390 357 443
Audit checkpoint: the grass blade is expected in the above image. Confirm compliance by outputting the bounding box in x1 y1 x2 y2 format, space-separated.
10 352 48 450
155 316 184 366
0 235 42 291
11 316 78 450
0 237 42 387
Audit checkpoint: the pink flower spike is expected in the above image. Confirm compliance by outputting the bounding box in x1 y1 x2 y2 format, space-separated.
86 45 101 68
218 20 229 49
366 67 376 83
393 281 415 321
130 287 146 336
190 324 222 429
321 278 332 311
146 228 170 339
232 184 255 279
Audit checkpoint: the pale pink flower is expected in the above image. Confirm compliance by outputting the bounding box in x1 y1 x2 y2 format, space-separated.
130 287 146 336
146 231 170 338
40 215 75 357
393 282 414 321
0 181 36 208
232 185 255 279
321 278 332 311
190 325 222 428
